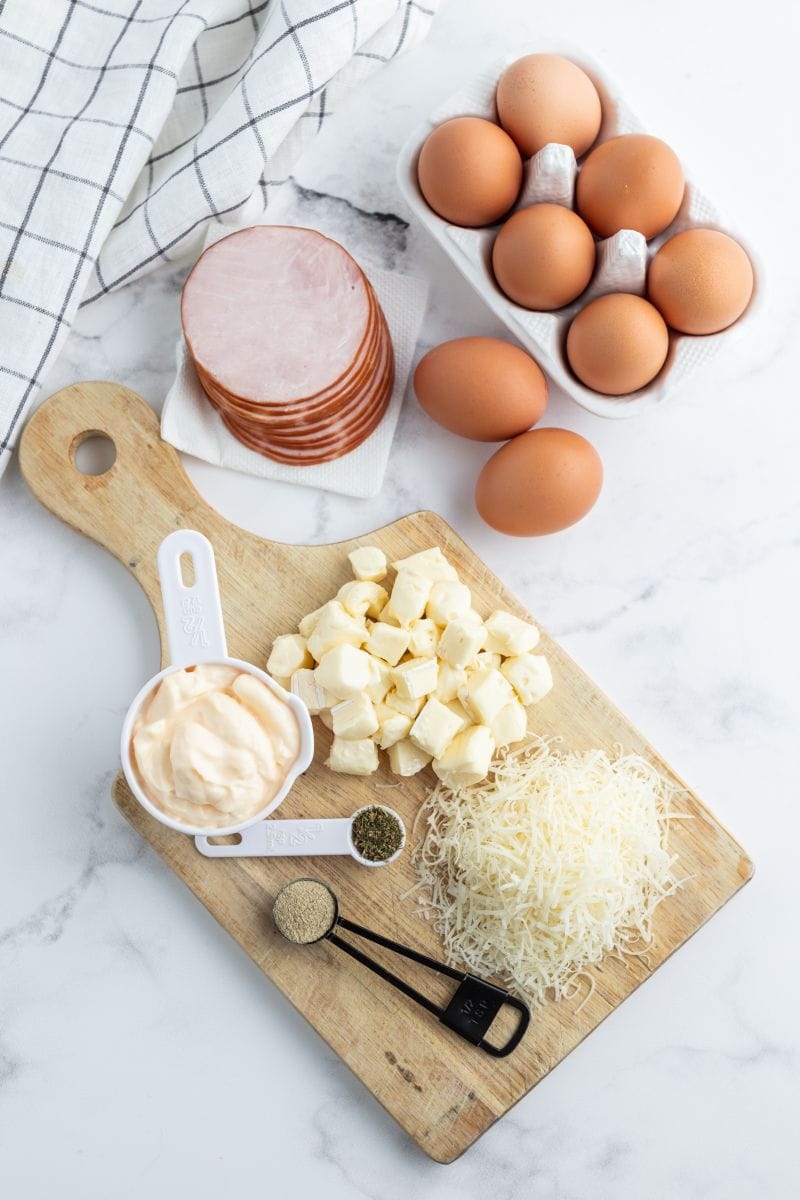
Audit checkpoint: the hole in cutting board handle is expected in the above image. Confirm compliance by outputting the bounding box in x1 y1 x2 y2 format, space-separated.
72 432 116 476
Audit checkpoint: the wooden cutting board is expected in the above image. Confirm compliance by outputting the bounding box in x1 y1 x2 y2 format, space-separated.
20 381 753 1163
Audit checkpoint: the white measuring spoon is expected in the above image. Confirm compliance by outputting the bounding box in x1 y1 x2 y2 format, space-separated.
120 529 314 838
195 803 406 869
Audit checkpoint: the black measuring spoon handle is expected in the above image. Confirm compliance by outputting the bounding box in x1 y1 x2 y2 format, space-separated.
327 929 441 1019
328 917 531 1057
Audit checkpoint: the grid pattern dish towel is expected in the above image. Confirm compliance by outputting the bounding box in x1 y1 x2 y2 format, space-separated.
0 0 437 478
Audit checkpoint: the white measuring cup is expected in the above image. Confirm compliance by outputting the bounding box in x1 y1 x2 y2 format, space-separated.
120 529 314 838
195 803 406 868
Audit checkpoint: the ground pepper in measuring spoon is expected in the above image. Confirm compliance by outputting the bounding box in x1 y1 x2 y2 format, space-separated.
273 879 337 944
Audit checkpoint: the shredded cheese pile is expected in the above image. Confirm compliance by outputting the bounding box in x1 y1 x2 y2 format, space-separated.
412 737 688 1007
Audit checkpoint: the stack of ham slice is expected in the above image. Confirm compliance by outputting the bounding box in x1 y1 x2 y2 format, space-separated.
181 226 394 466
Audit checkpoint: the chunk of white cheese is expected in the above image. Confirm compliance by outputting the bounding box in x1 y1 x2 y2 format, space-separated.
407 617 440 658
384 570 433 627
426 580 472 627
372 703 413 749
490 699 528 748
290 667 334 715
432 725 495 787
484 610 540 656
475 650 502 671
347 546 387 583
365 657 392 703
366 621 410 666
443 698 471 735
438 618 487 669
326 736 378 775
331 694 379 740
336 580 388 620
458 668 516 725
314 644 375 699
392 656 438 700
306 602 368 661
434 662 467 703
387 739 432 777
267 633 312 679
409 697 464 760
501 654 553 705
390 547 457 582
384 689 425 719
298 601 332 639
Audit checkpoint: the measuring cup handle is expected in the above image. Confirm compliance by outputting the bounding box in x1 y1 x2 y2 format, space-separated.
195 818 352 858
157 530 227 667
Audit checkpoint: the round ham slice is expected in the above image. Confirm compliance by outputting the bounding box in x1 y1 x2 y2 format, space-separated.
182 227 372 405
181 226 394 466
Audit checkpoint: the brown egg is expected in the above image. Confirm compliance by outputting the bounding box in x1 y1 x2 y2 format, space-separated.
576 135 685 239
647 228 754 335
476 428 603 536
566 294 669 395
492 204 596 311
414 337 548 441
496 54 602 159
417 116 522 227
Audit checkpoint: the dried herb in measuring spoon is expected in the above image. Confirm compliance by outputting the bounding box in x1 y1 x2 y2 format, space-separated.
351 805 404 863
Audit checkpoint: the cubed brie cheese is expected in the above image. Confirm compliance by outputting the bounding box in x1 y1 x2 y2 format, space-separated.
337 580 388 619
390 547 457 582
384 689 425 719
490 700 528 748
392 656 438 700
435 662 467 703
387 739 432 777
267 633 312 678
432 725 495 787
501 654 553 705
409 697 464 759
298 601 332 639
366 621 409 666
426 580 471 627
438 618 486 669
372 703 412 749
443 698 470 734
458 668 515 725
326 736 378 775
485 610 540 656
306 602 368 661
314 644 374 699
290 668 334 715
475 651 502 670
384 570 432 626
407 617 440 658
365 657 392 703
331 694 379 740
347 546 387 583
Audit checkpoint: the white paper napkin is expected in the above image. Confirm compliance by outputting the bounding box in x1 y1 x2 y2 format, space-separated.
161 240 428 499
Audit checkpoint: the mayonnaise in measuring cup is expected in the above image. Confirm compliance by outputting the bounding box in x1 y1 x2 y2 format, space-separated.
130 664 301 829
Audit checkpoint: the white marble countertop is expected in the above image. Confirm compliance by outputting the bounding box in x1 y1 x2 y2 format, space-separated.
2 1 798 1195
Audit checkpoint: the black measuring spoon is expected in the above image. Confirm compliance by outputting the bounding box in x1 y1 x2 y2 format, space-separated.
273 878 530 1058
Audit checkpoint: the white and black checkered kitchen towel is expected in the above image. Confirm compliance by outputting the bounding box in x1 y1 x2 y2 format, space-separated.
0 0 436 479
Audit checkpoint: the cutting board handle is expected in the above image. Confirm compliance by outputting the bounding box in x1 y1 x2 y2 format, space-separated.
19 381 210 614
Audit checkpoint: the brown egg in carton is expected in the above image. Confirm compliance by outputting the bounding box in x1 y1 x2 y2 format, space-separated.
396 46 761 418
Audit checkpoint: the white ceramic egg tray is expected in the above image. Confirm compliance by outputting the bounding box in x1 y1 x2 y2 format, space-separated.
396 46 761 418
